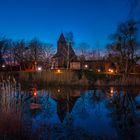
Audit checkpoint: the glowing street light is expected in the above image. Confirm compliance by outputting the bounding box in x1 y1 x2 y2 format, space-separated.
2 64 5 68
57 69 61 73
108 68 114 73
97 69 101 72
57 89 61 92
84 64 88 68
37 66 42 71
56 69 62 74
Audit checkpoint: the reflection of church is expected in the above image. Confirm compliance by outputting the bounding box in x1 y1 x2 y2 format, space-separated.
55 96 79 122
51 33 77 69
49 87 80 122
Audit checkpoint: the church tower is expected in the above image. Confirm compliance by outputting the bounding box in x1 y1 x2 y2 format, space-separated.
57 33 67 55
52 33 77 69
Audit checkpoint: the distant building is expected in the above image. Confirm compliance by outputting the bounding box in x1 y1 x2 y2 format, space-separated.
133 64 140 73
70 61 81 70
70 60 116 72
51 33 77 69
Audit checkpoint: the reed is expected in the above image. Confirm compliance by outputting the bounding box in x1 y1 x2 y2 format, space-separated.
0 70 140 86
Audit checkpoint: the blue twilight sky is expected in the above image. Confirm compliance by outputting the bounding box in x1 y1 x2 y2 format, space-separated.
0 0 139 50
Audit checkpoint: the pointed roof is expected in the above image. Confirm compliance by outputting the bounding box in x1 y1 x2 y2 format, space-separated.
58 33 66 42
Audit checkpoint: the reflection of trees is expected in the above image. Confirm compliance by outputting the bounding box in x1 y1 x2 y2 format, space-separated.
89 88 106 118
1 83 140 140
33 90 55 119
91 88 106 103
75 92 90 120
30 87 92 140
107 88 140 140
43 91 54 118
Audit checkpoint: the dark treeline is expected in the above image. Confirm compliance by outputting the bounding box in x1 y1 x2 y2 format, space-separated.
0 19 140 76
0 33 105 71
106 20 140 76
0 37 54 70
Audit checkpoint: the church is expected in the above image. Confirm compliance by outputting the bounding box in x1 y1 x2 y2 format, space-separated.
51 33 118 72
51 33 77 69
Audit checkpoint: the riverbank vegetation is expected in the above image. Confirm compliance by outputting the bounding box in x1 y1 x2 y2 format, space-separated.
0 70 140 87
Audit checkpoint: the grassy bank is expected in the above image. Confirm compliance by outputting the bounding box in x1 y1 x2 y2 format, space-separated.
0 70 140 86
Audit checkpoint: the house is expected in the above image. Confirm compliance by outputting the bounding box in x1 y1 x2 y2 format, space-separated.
133 64 140 73
51 33 77 69
70 60 116 72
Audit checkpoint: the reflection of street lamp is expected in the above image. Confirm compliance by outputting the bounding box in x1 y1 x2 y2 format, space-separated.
32 87 37 96
110 87 114 97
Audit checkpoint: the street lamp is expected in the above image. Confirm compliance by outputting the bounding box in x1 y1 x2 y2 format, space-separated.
37 66 42 71
108 68 114 73
57 89 61 92
84 64 88 69
57 69 61 73
2 64 5 68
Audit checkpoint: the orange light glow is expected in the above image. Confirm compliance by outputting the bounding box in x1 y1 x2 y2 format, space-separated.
56 69 62 74
108 69 114 73
110 87 114 97
34 92 37 96
57 69 61 73
57 89 60 92
84 64 88 68
32 87 37 96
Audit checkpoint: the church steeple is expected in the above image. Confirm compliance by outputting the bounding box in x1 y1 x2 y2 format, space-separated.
58 33 66 43
52 33 77 69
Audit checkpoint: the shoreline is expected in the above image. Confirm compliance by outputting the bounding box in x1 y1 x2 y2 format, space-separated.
0 70 140 87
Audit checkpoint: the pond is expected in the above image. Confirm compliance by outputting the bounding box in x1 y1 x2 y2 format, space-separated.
0 84 140 140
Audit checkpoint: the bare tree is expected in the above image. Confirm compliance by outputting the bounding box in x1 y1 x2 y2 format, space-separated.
77 42 90 61
28 38 55 70
28 38 45 70
107 20 140 76
13 40 28 70
0 37 11 66
65 32 76 69
65 32 74 45
42 43 54 69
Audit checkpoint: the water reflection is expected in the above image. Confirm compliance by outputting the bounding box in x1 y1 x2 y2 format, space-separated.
106 87 140 140
0 83 140 140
